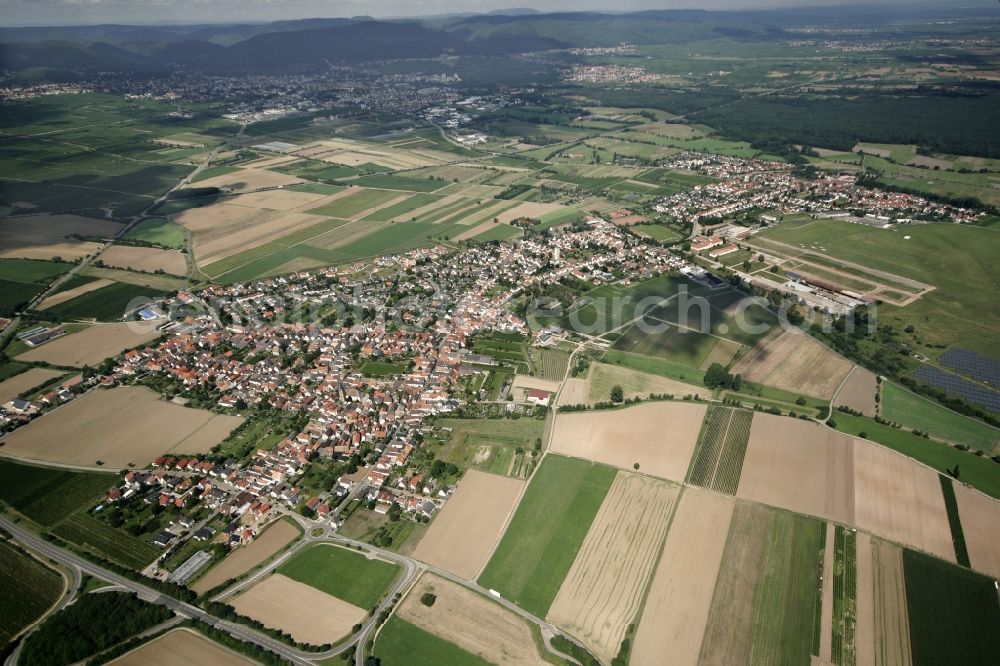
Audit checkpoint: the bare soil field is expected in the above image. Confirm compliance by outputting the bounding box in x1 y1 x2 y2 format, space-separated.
631 488 735 666
853 441 954 563
16 322 161 367
510 374 561 402
36 278 115 310
698 502 772 666
100 245 187 275
0 214 120 261
953 483 1000 578
585 363 708 404
191 520 299 594
186 167 303 192
0 368 63 404
109 628 256 666
411 469 524 580
548 473 679 665
0 385 243 468
737 413 856 525
834 367 879 417
230 573 366 645
868 539 912 666
556 378 588 406
397 573 549 666
225 189 331 211
452 219 512 241
549 402 707 483
732 330 852 400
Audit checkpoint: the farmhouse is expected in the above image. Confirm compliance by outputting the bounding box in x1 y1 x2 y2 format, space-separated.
708 243 740 258
527 389 552 406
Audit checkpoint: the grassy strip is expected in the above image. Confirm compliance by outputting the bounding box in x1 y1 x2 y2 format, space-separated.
831 525 857 666
938 475 971 567
810 525 827 657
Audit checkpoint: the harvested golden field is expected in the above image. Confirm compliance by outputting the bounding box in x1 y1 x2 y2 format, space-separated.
36 278 114 310
835 366 879 417
411 469 524 580
186 167 303 192
548 473 679 665
697 502 772 666
109 628 256 666
585 362 708 404
225 189 331 211
0 214 120 261
16 322 161 367
556 378 588 406
952 483 1000 578
732 330 852 400
397 573 549 666
496 202 565 223
631 488 735 666
0 368 63 404
100 245 187 276
549 402 706 482
736 413 856 525
191 520 299 594
230 573 366 645
0 385 243 468
853 441 954 563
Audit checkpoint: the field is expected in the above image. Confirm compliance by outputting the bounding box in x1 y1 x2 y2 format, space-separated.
0 541 64 646
686 406 753 495
395 573 549 666
191 519 300 594
51 512 160 569
830 525 858 666
436 417 544 478
0 458 115 527
0 367 63 403
0 259 72 315
109 628 257 666
737 413 856 526
732 330 853 400
534 347 570 381
39 281 169 321
699 504 825 665
308 188 405 219
902 549 1000 665
122 218 186 249
548 401 706 482
478 455 616 618
584 362 707 404
834 367 878 417
547 473 679 664
230 573 367 645
953 483 1000 579
411 469 524 580
99 245 187 275
36 278 115 310
631 488 735 666
374 615 491 666
277 544 399 609
16 322 161 367
0 214 121 261
1 386 243 468
855 536 911 666
880 382 1000 451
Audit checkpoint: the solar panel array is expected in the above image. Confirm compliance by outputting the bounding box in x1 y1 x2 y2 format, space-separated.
939 348 1000 386
914 365 1000 413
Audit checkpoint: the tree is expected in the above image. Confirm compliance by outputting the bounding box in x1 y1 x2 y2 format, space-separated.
610 385 624 403
633 462 640 471
420 592 437 607
387 502 402 522
430 459 446 478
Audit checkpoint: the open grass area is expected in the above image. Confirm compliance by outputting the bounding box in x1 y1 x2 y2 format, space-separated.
902 548 1000 666
0 541 64 647
0 458 114 527
881 382 999 452
437 416 544 476
374 615 490 666
601 349 705 386
360 360 407 377
831 412 1000 499
278 544 399 609
478 454 616 618
123 217 186 248
0 259 73 315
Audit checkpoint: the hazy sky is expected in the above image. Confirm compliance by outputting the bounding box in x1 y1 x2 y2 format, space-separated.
0 0 953 27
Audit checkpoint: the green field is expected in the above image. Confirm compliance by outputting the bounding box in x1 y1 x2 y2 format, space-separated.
0 541 64 646
277 544 399 610
360 360 408 377
633 224 682 242
938 476 970 568
190 165 239 182
602 349 705 386
309 188 402 218
122 217 186 248
469 223 522 243
686 407 753 495
374 615 490 666
750 511 825 666
759 221 1000 357
534 347 570 380
43 281 168 321
52 512 160 570
362 193 443 222
478 455 616 617
830 525 857 666
0 458 114 527
613 323 722 369
0 259 73 315
352 175 446 192
902 549 1000 666
831 412 1000 499
881 382 999 452
437 417 544 476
